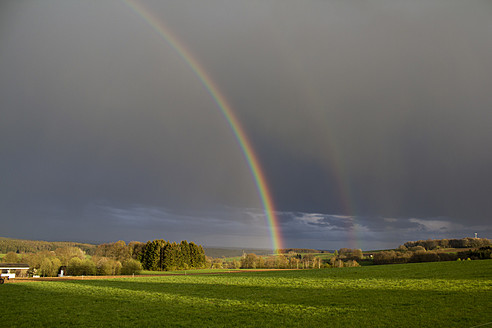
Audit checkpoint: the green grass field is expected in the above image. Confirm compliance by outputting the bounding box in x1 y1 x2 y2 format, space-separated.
139 268 242 275
2 260 491 327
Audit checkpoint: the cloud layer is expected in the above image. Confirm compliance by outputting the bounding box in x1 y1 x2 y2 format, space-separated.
1 0 491 248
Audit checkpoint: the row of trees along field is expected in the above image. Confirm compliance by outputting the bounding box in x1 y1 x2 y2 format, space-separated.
1 246 142 277
210 249 362 269
0 239 207 277
228 238 492 270
3 237 489 275
373 238 492 265
373 247 492 265
212 253 324 269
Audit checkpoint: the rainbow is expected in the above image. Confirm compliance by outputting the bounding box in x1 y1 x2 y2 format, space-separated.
122 0 283 253
276 49 360 249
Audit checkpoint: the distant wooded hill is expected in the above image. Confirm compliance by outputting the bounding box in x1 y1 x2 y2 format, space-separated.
2 236 489 258
203 247 274 258
0 237 274 258
203 248 332 258
278 248 326 254
0 237 97 255
402 237 490 250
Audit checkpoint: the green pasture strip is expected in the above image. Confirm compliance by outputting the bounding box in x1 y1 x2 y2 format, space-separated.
2 260 491 327
365 249 399 254
221 256 243 262
139 269 242 275
290 252 332 257
0 253 5 259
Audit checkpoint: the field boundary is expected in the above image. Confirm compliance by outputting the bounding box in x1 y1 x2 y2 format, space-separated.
4 269 296 283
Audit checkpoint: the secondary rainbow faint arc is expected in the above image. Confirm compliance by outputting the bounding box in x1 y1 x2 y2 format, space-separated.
123 0 283 253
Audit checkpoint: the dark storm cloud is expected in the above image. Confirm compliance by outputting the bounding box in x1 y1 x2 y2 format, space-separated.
1 0 491 248
194 0 492 224
0 1 260 207
143 0 492 223
275 211 491 250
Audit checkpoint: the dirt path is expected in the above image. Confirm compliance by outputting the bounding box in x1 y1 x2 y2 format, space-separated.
4 269 296 283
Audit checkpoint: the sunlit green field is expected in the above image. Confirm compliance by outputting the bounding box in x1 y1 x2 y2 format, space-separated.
139 268 242 275
2 260 491 327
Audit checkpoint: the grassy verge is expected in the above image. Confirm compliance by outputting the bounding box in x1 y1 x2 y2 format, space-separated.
1 260 491 327
138 268 242 275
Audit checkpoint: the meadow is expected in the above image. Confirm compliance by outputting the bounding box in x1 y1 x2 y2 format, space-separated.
1 260 491 327
138 268 242 275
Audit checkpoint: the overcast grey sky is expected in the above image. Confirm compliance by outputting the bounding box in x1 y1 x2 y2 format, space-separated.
1 0 491 250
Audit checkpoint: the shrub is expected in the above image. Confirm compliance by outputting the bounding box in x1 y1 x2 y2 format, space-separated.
408 246 426 252
240 253 258 269
232 259 241 269
67 258 96 276
54 247 85 266
276 255 290 269
121 259 143 275
373 251 412 265
96 258 113 275
410 251 439 263
437 252 458 261
397 245 408 252
458 247 492 260
338 248 363 260
95 257 122 275
25 250 58 269
39 257 61 277
344 260 360 267
3 252 20 263
79 259 96 275
67 257 83 275
329 258 344 268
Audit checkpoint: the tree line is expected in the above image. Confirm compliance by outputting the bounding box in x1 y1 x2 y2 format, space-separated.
373 246 492 265
209 249 364 270
373 249 459 265
1 238 207 277
3 236 489 274
210 253 325 269
402 238 490 250
139 240 206 271
1 245 142 277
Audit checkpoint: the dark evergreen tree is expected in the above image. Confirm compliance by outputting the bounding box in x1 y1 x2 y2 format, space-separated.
180 240 191 268
139 239 207 271
141 240 166 270
162 242 178 270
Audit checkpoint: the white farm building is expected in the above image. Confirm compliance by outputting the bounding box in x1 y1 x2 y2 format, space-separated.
0 263 29 283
